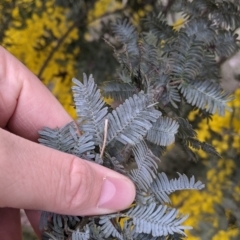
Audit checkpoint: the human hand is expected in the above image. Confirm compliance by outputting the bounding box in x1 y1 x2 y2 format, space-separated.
0 47 135 239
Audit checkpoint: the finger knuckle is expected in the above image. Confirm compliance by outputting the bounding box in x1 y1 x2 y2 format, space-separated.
63 156 94 210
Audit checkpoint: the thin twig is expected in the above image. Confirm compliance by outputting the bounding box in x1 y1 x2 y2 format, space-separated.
169 80 182 86
37 20 80 79
147 102 159 108
102 37 116 50
153 86 165 101
100 119 108 159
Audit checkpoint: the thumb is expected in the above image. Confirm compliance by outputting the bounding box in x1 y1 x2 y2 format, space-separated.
0 128 136 215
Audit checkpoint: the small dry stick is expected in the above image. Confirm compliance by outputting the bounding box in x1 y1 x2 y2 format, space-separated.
100 119 108 159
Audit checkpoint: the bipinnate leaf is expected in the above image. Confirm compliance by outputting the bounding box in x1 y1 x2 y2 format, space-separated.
72 227 90 240
112 18 139 56
169 33 205 83
150 172 205 204
99 215 123 240
101 81 137 102
39 123 95 159
147 117 179 146
126 203 192 237
38 122 77 152
72 74 108 144
178 80 233 116
129 140 159 191
210 1 240 30
144 14 177 40
106 93 161 145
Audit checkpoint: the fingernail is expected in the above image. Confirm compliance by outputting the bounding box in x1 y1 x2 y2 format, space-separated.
97 176 135 210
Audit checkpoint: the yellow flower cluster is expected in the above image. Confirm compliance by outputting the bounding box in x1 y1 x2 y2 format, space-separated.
2 0 156 117
131 5 153 26
87 0 153 24
233 185 240 202
212 228 240 240
2 0 79 117
88 0 123 22
172 158 239 239
172 89 240 239
188 89 240 156
84 0 152 42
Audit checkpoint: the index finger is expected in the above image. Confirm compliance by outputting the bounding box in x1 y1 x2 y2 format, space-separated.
0 46 72 141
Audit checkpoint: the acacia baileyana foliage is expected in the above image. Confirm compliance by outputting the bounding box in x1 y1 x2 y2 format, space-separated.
39 74 204 240
38 1 240 239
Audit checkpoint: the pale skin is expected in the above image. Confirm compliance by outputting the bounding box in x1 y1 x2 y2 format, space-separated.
0 46 136 240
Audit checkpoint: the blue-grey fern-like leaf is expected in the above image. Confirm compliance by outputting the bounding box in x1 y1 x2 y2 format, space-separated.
126 203 192 237
167 86 181 109
41 213 80 240
178 80 233 115
121 221 134 240
99 215 123 240
169 33 205 83
88 221 105 240
106 93 161 145
213 30 238 58
72 74 108 145
118 70 132 84
128 140 159 191
135 190 155 205
175 118 197 139
40 212 80 230
198 52 219 81
182 18 216 44
101 81 137 101
141 39 158 64
112 18 138 44
72 226 90 240
112 19 139 56
185 0 216 18
146 117 179 146
39 123 95 160
185 137 220 157
139 39 159 75
150 172 205 204
143 31 159 47
38 122 77 152
71 133 95 158
52 213 64 228
144 14 177 41
210 1 240 30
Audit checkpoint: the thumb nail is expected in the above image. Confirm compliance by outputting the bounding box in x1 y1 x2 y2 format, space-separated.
97 176 135 210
